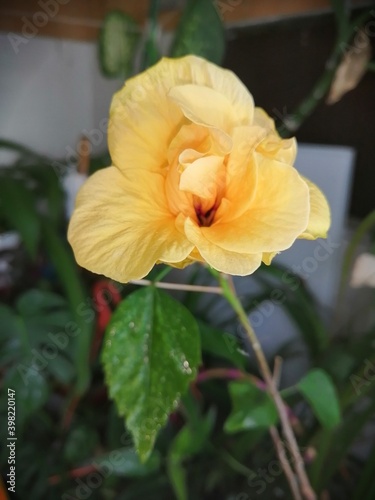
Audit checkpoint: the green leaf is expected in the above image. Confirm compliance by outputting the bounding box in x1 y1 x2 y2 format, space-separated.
0 304 20 340
167 409 215 500
167 460 187 500
170 408 215 460
298 368 341 429
141 0 161 70
171 0 225 64
225 381 278 433
16 289 67 316
15 289 72 346
102 287 201 462
0 139 48 163
0 177 40 257
63 424 99 464
353 442 375 500
99 10 140 77
47 354 75 384
13 163 64 225
310 394 375 491
199 322 247 369
256 264 329 356
41 220 94 395
94 448 160 477
3 366 49 427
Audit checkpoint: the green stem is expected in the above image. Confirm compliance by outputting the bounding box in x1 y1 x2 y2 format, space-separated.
212 270 316 500
142 0 160 70
213 445 254 476
330 0 350 39
153 265 173 283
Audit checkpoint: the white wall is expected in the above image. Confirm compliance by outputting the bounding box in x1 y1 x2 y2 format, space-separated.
0 32 123 163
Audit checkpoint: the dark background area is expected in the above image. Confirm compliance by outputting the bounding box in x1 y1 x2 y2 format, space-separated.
224 11 375 219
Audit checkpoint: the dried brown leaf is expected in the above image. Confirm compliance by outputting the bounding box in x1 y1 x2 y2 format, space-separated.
327 30 371 105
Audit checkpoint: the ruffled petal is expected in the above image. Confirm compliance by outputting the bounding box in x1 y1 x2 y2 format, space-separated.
184 218 262 275
262 252 278 265
253 108 297 165
68 167 193 282
299 177 331 240
215 126 260 222
168 84 236 132
109 55 253 173
201 159 310 253
179 155 225 201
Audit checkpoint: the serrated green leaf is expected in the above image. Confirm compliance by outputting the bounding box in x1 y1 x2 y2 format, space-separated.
0 177 40 257
102 287 201 462
171 0 225 64
298 368 341 429
225 381 278 433
99 10 140 77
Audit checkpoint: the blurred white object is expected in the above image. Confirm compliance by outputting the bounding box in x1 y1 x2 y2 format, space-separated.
351 253 375 288
62 136 90 219
62 169 87 219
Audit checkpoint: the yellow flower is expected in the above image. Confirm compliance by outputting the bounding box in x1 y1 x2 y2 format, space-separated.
68 55 330 282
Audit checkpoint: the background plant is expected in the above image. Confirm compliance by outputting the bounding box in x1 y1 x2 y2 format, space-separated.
1 0 375 499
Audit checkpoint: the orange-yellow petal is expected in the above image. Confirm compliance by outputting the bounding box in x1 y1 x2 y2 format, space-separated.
216 126 261 222
179 155 225 201
299 177 331 240
184 218 262 275
202 159 310 254
68 167 193 282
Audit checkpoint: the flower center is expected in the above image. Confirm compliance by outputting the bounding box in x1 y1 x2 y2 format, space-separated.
194 200 218 227
165 124 229 227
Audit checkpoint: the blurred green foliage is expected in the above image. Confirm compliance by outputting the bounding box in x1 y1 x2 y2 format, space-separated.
2 134 375 499
2 1 375 499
